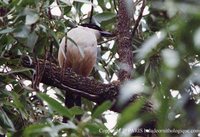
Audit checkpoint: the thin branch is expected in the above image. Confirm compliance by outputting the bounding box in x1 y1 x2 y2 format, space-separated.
47 3 53 20
132 0 146 37
113 0 118 13
98 37 116 45
89 0 94 24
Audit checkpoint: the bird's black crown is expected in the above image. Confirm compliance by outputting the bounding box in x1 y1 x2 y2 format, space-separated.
80 23 103 31
80 23 114 37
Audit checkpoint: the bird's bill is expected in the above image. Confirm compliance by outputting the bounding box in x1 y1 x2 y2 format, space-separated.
100 31 114 37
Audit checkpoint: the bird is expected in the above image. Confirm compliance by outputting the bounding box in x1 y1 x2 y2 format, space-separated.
58 24 113 120
58 24 113 76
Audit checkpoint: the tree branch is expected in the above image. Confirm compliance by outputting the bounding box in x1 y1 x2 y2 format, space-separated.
117 0 134 81
21 56 156 135
20 56 153 113
89 0 94 24
132 0 146 37
21 56 119 102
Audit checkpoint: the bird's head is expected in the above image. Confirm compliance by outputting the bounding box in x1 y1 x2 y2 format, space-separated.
80 23 114 39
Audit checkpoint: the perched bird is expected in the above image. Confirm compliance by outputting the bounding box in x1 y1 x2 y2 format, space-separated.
58 24 112 76
58 24 113 119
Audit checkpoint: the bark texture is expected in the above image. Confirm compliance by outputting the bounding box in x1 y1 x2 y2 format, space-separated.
117 0 133 81
21 56 153 113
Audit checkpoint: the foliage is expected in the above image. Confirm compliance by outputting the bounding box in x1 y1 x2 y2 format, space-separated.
0 0 200 137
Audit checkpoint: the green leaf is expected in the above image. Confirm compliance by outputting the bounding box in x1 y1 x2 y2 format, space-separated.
69 106 84 116
25 8 39 25
60 0 72 6
13 26 30 38
14 0 36 7
37 93 72 118
48 29 60 48
85 123 101 134
25 13 39 25
63 6 72 14
27 32 38 49
161 49 180 68
12 92 24 110
94 12 116 23
85 122 108 134
24 122 77 137
0 58 7 65
116 98 145 128
73 0 93 4
0 28 14 34
118 77 148 106
0 108 15 132
23 123 49 137
84 120 111 135
92 101 112 118
136 30 166 60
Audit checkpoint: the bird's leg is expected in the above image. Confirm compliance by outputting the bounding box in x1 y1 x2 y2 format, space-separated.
61 58 75 123
63 92 75 123
74 95 81 120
